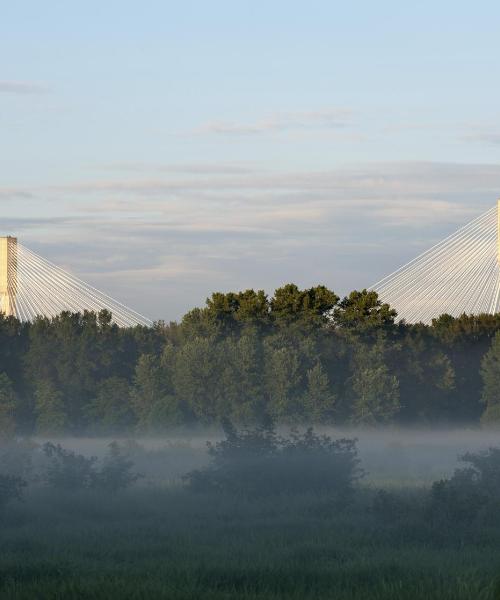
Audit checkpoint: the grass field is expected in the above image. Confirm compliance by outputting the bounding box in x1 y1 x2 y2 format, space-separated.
2 432 500 599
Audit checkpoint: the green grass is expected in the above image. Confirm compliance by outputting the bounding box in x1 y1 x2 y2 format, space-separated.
1 486 500 599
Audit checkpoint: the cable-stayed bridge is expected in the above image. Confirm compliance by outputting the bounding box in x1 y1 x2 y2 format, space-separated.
2 200 500 327
371 200 500 324
0 237 151 327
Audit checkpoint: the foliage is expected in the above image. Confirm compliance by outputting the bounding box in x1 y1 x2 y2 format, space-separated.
184 420 363 497
1 439 500 599
0 373 18 437
42 442 140 492
333 289 397 330
429 447 500 524
131 352 182 429
0 285 498 432
350 364 400 424
92 442 142 492
480 330 500 422
42 442 98 491
34 380 67 435
85 377 135 433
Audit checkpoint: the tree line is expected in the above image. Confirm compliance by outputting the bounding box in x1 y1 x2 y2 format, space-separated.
1 283 500 435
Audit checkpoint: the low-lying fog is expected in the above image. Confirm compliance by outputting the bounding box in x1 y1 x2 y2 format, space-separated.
28 428 500 487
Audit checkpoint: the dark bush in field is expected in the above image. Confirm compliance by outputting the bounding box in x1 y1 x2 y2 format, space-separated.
42 442 98 491
184 420 363 497
429 447 500 524
42 442 140 492
0 473 26 508
92 442 142 491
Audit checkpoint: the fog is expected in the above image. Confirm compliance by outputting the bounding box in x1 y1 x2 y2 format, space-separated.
23 427 500 487
3 426 500 598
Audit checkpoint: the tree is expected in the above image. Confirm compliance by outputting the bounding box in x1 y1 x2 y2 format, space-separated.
173 337 223 422
432 313 500 422
395 329 455 423
264 342 302 420
303 362 336 423
131 351 182 429
184 420 363 498
270 284 339 327
34 380 67 435
333 290 397 330
86 377 135 433
481 331 500 423
181 290 271 339
350 364 400 425
0 373 17 437
217 333 266 422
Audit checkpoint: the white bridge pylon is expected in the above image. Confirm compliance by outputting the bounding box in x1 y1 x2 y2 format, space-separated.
371 201 500 324
0 238 151 327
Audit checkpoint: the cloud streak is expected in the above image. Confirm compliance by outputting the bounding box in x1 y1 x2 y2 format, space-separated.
4 161 500 320
196 108 353 135
465 133 500 145
0 81 47 94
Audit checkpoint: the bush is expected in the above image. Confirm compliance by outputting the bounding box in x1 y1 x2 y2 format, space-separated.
42 442 98 491
184 419 363 497
429 447 500 524
92 442 141 492
42 442 140 492
0 473 26 509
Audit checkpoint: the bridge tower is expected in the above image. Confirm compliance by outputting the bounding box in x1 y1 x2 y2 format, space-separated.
0 237 17 317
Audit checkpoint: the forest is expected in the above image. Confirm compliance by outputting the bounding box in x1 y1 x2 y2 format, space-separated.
1 283 500 435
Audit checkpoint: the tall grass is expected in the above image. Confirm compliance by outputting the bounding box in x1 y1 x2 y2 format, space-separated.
0 486 499 599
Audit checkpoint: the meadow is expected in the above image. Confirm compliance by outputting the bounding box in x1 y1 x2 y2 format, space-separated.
1 429 500 600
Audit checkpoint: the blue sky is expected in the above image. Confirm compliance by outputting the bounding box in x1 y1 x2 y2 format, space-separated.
2 1 500 320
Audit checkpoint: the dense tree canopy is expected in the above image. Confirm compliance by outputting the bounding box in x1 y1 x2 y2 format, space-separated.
0 284 499 435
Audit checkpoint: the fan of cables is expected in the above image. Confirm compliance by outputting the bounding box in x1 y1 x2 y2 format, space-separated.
371 204 500 324
3 243 152 327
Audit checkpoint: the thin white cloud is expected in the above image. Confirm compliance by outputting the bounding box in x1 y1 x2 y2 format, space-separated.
0 81 48 94
196 108 353 135
98 162 261 175
5 160 500 320
465 132 500 145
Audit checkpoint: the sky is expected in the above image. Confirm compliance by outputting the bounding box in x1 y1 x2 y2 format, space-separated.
2 1 500 321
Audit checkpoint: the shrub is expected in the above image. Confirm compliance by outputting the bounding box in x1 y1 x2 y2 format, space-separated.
42 442 98 491
184 419 363 497
92 442 142 492
42 442 140 492
0 473 26 509
429 447 500 524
